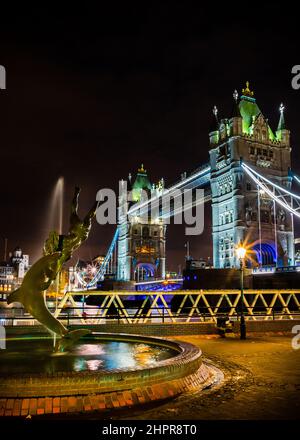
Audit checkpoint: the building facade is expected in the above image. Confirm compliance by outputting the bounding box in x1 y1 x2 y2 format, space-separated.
0 247 29 299
209 83 293 268
0 263 15 296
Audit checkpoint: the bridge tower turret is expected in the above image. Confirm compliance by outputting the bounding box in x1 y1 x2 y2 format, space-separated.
209 82 294 268
117 165 166 281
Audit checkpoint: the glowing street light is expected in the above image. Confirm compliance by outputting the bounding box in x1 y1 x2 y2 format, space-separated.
236 243 247 340
236 245 247 260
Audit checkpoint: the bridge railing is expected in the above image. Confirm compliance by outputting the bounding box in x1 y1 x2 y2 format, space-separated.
1 288 300 325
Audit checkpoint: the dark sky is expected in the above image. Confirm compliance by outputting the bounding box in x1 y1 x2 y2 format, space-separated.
0 4 300 270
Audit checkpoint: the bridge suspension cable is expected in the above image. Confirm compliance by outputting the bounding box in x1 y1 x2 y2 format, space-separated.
292 173 300 186
75 228 119 289
242 163 300 219
243 163 300 200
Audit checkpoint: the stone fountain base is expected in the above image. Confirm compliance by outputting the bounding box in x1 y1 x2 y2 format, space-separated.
0 333 215 417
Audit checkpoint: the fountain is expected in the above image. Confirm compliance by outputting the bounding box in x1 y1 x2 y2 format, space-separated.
0 188 215 417
0 333 214 416
6 186 97 351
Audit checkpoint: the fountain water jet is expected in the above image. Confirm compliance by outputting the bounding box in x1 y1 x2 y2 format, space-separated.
48 177 64 348
49 177 64 235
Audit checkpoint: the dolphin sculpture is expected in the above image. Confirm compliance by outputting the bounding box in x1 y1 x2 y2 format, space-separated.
8 187 98 352
7 252 90 351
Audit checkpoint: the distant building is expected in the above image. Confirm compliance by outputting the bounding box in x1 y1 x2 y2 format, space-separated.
185 257 212 270
10 247 29 279
186 258 207 270
0 247 30 300
9 247 29 280
0 263 15 297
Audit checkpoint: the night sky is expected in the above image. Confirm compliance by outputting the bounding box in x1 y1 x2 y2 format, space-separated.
0 4 299 270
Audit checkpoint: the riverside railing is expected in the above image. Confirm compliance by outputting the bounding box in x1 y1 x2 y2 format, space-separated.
1 307 300 327
1 289 300 325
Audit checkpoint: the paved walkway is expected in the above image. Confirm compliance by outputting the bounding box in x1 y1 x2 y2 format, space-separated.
113 334 300 420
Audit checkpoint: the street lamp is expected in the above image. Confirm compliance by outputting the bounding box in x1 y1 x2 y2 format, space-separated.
236 244 247 340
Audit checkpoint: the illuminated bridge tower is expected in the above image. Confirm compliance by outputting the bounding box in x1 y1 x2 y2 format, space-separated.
117 165 166 281
209 82 294 268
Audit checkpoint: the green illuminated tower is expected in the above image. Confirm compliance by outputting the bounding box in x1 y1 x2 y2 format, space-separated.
209 82 294 268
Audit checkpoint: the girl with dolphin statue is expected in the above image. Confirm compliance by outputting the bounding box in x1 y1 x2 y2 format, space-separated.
7 187 98 352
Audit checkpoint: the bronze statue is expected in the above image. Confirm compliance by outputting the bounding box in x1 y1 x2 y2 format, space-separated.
44 187 98 266
58 187 98 265
8 187 98 351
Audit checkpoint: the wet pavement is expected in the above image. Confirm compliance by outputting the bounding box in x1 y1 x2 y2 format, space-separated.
114 334 300 420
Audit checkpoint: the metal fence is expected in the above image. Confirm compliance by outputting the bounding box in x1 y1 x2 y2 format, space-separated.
1 289 300 325
1 307 300 327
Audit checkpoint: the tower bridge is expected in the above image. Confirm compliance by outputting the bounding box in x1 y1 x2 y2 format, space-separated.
76 82 299 289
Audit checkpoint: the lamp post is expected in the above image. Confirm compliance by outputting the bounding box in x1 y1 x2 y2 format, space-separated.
236 244 247 340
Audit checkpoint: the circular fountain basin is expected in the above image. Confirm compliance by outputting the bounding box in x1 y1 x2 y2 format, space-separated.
0 335 177 375
0 333 213 416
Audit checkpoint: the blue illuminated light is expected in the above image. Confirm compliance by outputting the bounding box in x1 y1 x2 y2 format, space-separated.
253 243 277 266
